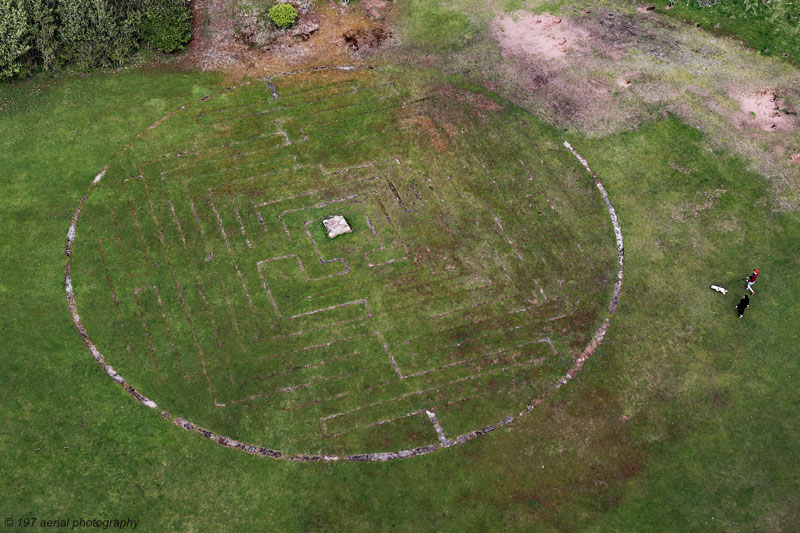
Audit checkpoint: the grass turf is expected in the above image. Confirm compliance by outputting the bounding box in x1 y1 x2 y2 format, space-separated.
573 119 800 530
2 66 799 530
66 66 616 457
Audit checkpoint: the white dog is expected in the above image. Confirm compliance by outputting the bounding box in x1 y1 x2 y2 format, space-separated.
710 285 728 295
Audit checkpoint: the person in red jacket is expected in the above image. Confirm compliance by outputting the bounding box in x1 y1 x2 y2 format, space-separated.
746 268 759 294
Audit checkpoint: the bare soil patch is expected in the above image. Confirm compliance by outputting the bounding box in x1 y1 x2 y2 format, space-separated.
734 89 797 132
342 26 390 53
489 10 644 134
362 0 394 20
182 0 393 79
492 12 590 62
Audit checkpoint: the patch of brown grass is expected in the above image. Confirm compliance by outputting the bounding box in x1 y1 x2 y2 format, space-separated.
401 114 448 152
432 84 504 125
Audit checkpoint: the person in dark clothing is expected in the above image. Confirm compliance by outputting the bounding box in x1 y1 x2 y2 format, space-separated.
736 294 750 318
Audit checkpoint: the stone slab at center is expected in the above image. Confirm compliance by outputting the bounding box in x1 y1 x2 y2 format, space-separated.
323 215 352 238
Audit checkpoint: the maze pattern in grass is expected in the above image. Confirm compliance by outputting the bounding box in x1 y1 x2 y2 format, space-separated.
71 69 617 455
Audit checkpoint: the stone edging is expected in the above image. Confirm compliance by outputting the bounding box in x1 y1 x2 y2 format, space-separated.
62 72 625 461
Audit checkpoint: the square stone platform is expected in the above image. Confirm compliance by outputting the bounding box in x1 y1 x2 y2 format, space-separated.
323 215 352 238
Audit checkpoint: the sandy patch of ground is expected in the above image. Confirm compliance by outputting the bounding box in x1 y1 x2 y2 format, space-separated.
492 12 590 62
734 89 797 132
489 10 645 133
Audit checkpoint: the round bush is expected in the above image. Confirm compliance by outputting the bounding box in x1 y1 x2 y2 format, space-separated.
141 0 192 53
268 3 298 29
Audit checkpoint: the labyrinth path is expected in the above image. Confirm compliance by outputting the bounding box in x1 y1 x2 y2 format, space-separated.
67 67 619 459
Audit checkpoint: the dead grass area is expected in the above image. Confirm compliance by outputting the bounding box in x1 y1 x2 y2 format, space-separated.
435 84 503 113
399 114 448 152
487 9 653 135
394 83 505 154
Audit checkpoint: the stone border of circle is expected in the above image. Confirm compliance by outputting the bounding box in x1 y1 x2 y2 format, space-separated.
63 67 624 462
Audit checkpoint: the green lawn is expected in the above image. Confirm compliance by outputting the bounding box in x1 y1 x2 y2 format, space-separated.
2 65 799 530
575 119 800 530
65 66 616 458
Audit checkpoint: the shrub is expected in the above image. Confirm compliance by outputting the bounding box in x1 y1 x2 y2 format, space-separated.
141 0 192 53
268 3 298 29
1 0 192 79
56 0 142 68
0 0 31 79
25 0 58 71
107 12 142 66
56 0 102 68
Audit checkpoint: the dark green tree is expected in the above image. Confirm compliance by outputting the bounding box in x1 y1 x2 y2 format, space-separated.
0 0 31 78
140 0 191 53
24 0 58 71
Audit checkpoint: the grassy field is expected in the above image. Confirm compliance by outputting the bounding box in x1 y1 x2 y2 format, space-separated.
67 66 616 458
576 119 800 529
2 21 800 533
